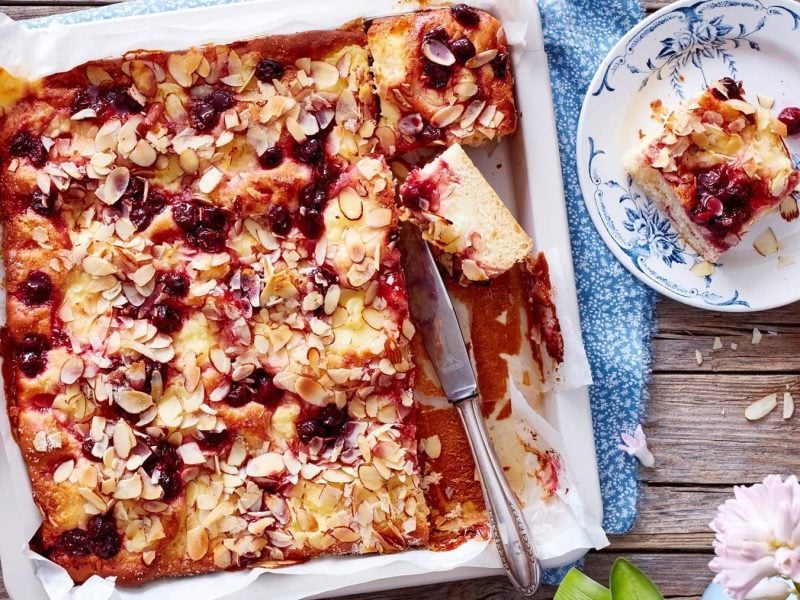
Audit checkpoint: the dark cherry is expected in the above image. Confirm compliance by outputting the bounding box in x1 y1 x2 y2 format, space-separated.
143 358 168 394
401 174 438 211
130 189 166 232
299 182 327 211
491 50 509 78
101 87 143 115
194 226 227 252
29 188 56 217
173 202 201 230
18 334 48 378
9 132 47 167
71 88 100 115
417 123 444 144
143 441 183 501
255 58 285 83
198 429 230 450
259 146 284 169
297 207 323 238
296 419 325 443
201 205 228 231
19 271 52 305
225 382 254 407
267 204 292 236
711 77 744 101
149 304 183 334
450 38 476 64
422 59 450 90
314 159 339 185
72 86 142 118
252 369 281 406
54 529 91 557
81 437 102 462
311 265 338 292
779 107 800 136
423 26 450 44
211 90 235 112
297 138 323 163
158 271 189 297
189 98 218 131
297 405 348 444
451 4 481 27
87 513 121 559
692 164 753 235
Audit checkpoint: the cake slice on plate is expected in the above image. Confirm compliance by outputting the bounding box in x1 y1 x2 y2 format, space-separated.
398 143 532 281
624 78 800 262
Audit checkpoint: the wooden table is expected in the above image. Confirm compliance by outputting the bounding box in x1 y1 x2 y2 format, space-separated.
2 0 796 598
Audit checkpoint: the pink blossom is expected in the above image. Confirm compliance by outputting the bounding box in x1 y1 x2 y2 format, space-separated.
618 425 655 467
710 475 800 599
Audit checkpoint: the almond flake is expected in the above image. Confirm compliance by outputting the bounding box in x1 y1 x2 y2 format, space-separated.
130 139 157 167
102 167 130 205
784 392 795 420
310 61 340 89
752 328 763 345
745 393 778 421
358 464 384 492
117 390 154 414
431 104 465 128
338 187 363 220
695 349 703 366
466 48 498 69
179 149 200 175
53 460 75 484
114 474 143 500
198 167 223 194
82 256 117 277
246 452 285 478
712 337 723 350
60 356 84 385
423 435 441 459
168 54 193 87
365 208 393 228
753 227 779 256
295 376 329 406
690 261 715 277
113 421 134 459
133 264 156 287
186 526 209 561
178 442 207 465
209 347 231 374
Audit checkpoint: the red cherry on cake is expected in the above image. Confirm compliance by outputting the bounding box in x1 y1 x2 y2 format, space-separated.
779 107 800 136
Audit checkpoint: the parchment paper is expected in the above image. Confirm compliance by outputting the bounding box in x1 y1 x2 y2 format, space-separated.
0 1 606 598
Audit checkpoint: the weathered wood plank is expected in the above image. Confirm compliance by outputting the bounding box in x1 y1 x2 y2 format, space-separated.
0 4 82 18
645 374 800 484
654 299 800 373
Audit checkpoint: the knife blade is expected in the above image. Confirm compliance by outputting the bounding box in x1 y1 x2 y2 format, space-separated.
398 222 541 595
397 222 478 402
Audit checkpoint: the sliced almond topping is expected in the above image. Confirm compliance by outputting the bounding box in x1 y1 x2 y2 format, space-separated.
131 61 157 96
179 148 200 175
82 255 117 277
358 464 384 492
345 229 366 263
330 526 360 543
324 285 341 315
745 393 778 421
466 48 498 69
461 259 489 281
780 196 799 221
431 104 465 128
114 474 143 500
752 328 763 345
178 442 207 465
423 435 442 460
186 526 209 561
209 347 231 375
60 356 84 385
102 167 130 205
130 139 157 167
295 376 330 406
198 167 223 194
113 421 134 459
53 460 75 484
133 264 156 287
245 452 285 478
117 390 154 414
365 208 393 229
338 187 363 220
87 66 113 86
690 261 715 278
227 437 246 467
168 54 193 87
362 307 385 331
310 61 340 89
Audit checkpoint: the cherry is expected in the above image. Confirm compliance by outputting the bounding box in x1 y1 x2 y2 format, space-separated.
450 38 476 64
149 304 183 334
71 86 143 118
9 132 47 167
19 271 52 305
255 58 285 83
297 405 347 444
267 204 292 236
157 271 189 297
225 382 254 407
296 420 325 443
418 123 444 144
451 4 481 27
259 146 284 169
130 189 166 232
87 512 121 559
297 207 323 238
299 183 327 211
423 59 450 90
101 87 143 115
143 441 182 501
81 437 102 462
54 529 91 557
18 334 48 378
189 98 218 131
29 188 56 216
210 90 235 112
424 26 450 44
311 265 338 292
252 369 281 406
173 202 230 252
711 77 744 101
491 51 509 78
779 107 800 136
173 202 200 230
297 138 323 163
198 429 230 451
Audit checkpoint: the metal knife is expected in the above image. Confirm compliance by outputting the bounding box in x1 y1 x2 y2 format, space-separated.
398 222 541 596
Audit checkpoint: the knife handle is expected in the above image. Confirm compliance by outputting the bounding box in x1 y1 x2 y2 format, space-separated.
456 395 541 596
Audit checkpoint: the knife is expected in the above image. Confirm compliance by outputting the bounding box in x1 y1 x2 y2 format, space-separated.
398 222 541 596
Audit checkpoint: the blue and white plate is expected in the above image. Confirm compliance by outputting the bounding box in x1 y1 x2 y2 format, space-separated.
577 0 800 312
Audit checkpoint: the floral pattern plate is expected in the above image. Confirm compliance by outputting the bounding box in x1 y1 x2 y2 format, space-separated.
577 0 800 312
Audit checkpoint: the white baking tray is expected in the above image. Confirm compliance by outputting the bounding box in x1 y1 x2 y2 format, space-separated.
0 1 604 598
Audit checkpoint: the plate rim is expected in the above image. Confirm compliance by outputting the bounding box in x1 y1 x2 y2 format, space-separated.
576 0 800 313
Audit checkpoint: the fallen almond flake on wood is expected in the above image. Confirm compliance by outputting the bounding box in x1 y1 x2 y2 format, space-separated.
778 255 795 268
752 328 763 345
713 337 722 350
745 393 778 421
731 342 739 350
695 349 703 366
784 392 795 420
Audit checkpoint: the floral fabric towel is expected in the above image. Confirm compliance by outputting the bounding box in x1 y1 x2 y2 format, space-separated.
539 0 655 538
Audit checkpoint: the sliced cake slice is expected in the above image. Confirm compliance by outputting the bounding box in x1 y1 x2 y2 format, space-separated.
624 78 800 262
398 143 532 281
